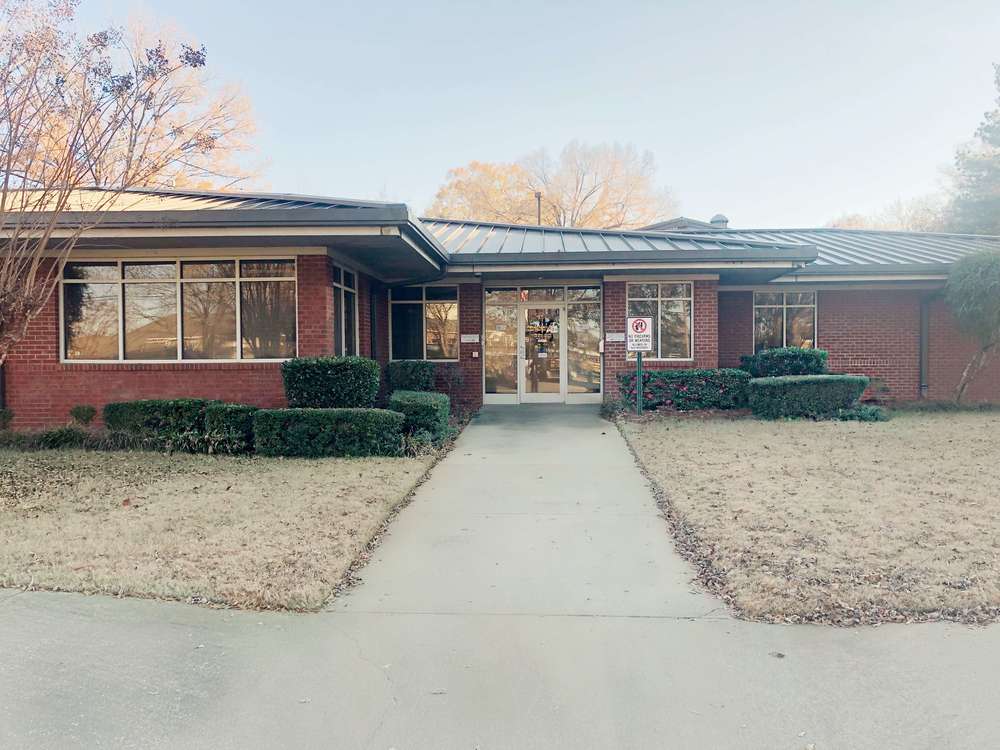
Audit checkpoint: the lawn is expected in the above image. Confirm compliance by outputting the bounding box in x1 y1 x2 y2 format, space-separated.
622 412 1000 625
0 449 432 610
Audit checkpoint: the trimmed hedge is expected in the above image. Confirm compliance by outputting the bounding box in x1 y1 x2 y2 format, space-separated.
740 347 828 377
281 356 379 408
253 408 405 457
205 404 259 455
103 398 219 452
0 408 12 430
617 368 752 411
386 361 437 392
748 375 870 419
389 390 450 437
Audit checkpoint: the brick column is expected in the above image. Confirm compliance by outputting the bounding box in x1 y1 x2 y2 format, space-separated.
295 255 335 357
454 282 483 408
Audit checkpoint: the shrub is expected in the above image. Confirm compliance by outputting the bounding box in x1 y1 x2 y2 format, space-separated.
389 390 450 437
253 408 404 458
748 375 870 419
36 426 90 450
740 347 828 377
69 404 97 426
837 405 889 422
282 356 380 408
617 368 751 411
205 404 258 455
0 407 12 430
103 398 219 452
386 360 437 392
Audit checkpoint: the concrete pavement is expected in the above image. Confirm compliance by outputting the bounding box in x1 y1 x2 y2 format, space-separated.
2 405 999 749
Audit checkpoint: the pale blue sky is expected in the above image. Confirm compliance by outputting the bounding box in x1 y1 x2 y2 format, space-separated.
78 0 1000 226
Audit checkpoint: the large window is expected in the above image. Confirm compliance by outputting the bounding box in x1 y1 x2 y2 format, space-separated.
389 286 459 361
753 291 816 352
62 258 297 361
626 282 693 360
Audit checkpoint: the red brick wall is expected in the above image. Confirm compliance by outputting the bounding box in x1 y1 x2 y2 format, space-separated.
927 297 1000 402
3 254 356 430
602 279 719 401
718 291 752 368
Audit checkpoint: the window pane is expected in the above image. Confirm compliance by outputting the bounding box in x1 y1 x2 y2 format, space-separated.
240 260 294 278
333 287 344 356
754 307 784 352
64 262 118 280
425 286 457 301
566 286 601 302
567 303 601 393
661 283 691 299
786 307 815 349
123 262 175 280
182 282 236 359
63 283 119 359
627 299 658 358
627 283 658 299
391 303 423 359
521 287 563 302
124 283 177 359
484 305 517 393
344 290 357 355
343 271 356 290
485 288 517 304
332 265 342 285
425 302 458 360
785 291 815 306
240 281 296 359
660 300 691 359
754 291 783 306
391 287 422 301
181 260 235 279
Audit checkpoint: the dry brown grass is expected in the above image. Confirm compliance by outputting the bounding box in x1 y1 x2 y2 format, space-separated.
0 449 432 610
622 412 1000 625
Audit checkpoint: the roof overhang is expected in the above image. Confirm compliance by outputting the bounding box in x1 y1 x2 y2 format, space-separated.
770 262 951 285
10 207 450 284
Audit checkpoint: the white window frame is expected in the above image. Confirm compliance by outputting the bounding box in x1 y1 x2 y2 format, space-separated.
331 265 360 357
59 257 299 364
625 281 694 361
752 290 818 353
388 284 460 362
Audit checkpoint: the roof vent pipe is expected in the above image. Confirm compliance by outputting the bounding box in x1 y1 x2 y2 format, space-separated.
710 214 729 228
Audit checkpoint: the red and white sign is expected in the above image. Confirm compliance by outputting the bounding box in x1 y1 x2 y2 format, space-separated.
626 316 654 352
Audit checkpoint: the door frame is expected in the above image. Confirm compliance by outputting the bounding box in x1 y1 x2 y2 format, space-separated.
482 284 604 405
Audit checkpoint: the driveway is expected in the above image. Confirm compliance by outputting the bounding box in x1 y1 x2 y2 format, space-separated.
2 405 1000 749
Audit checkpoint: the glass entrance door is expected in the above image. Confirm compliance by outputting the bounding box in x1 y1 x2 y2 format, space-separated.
521 307 562 402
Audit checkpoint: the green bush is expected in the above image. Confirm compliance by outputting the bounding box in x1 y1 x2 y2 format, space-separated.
69 405 97 426
389 390 450 437
253 408 404 458
386 360 437 392
102 398 219 452
0 408 12 431
740 347 829 377
205 404 259 455
36 426 90 450
748 375 870 419
617 368 751 411
282 356 380 408
837 405 889 422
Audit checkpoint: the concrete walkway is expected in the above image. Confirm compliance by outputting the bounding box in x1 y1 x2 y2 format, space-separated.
2 405 1000 749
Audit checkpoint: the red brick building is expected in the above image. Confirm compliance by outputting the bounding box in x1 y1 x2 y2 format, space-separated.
5 189 999 429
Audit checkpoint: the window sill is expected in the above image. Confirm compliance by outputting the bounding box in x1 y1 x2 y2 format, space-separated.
626 357 694 363
389 358 460 364
60 359 291 366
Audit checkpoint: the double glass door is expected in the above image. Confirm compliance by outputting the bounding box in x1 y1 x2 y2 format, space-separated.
484 286 602 404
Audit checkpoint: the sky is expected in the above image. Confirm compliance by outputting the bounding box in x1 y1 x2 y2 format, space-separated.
76 0 1000 227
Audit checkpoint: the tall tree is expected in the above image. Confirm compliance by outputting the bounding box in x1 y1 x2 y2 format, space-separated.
948 64 1000 235
0 0 254 366
427 141 675 229
945 249 1000 402
825 195 945 232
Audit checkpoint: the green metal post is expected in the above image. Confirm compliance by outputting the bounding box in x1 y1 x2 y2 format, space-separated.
636 351 643 416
